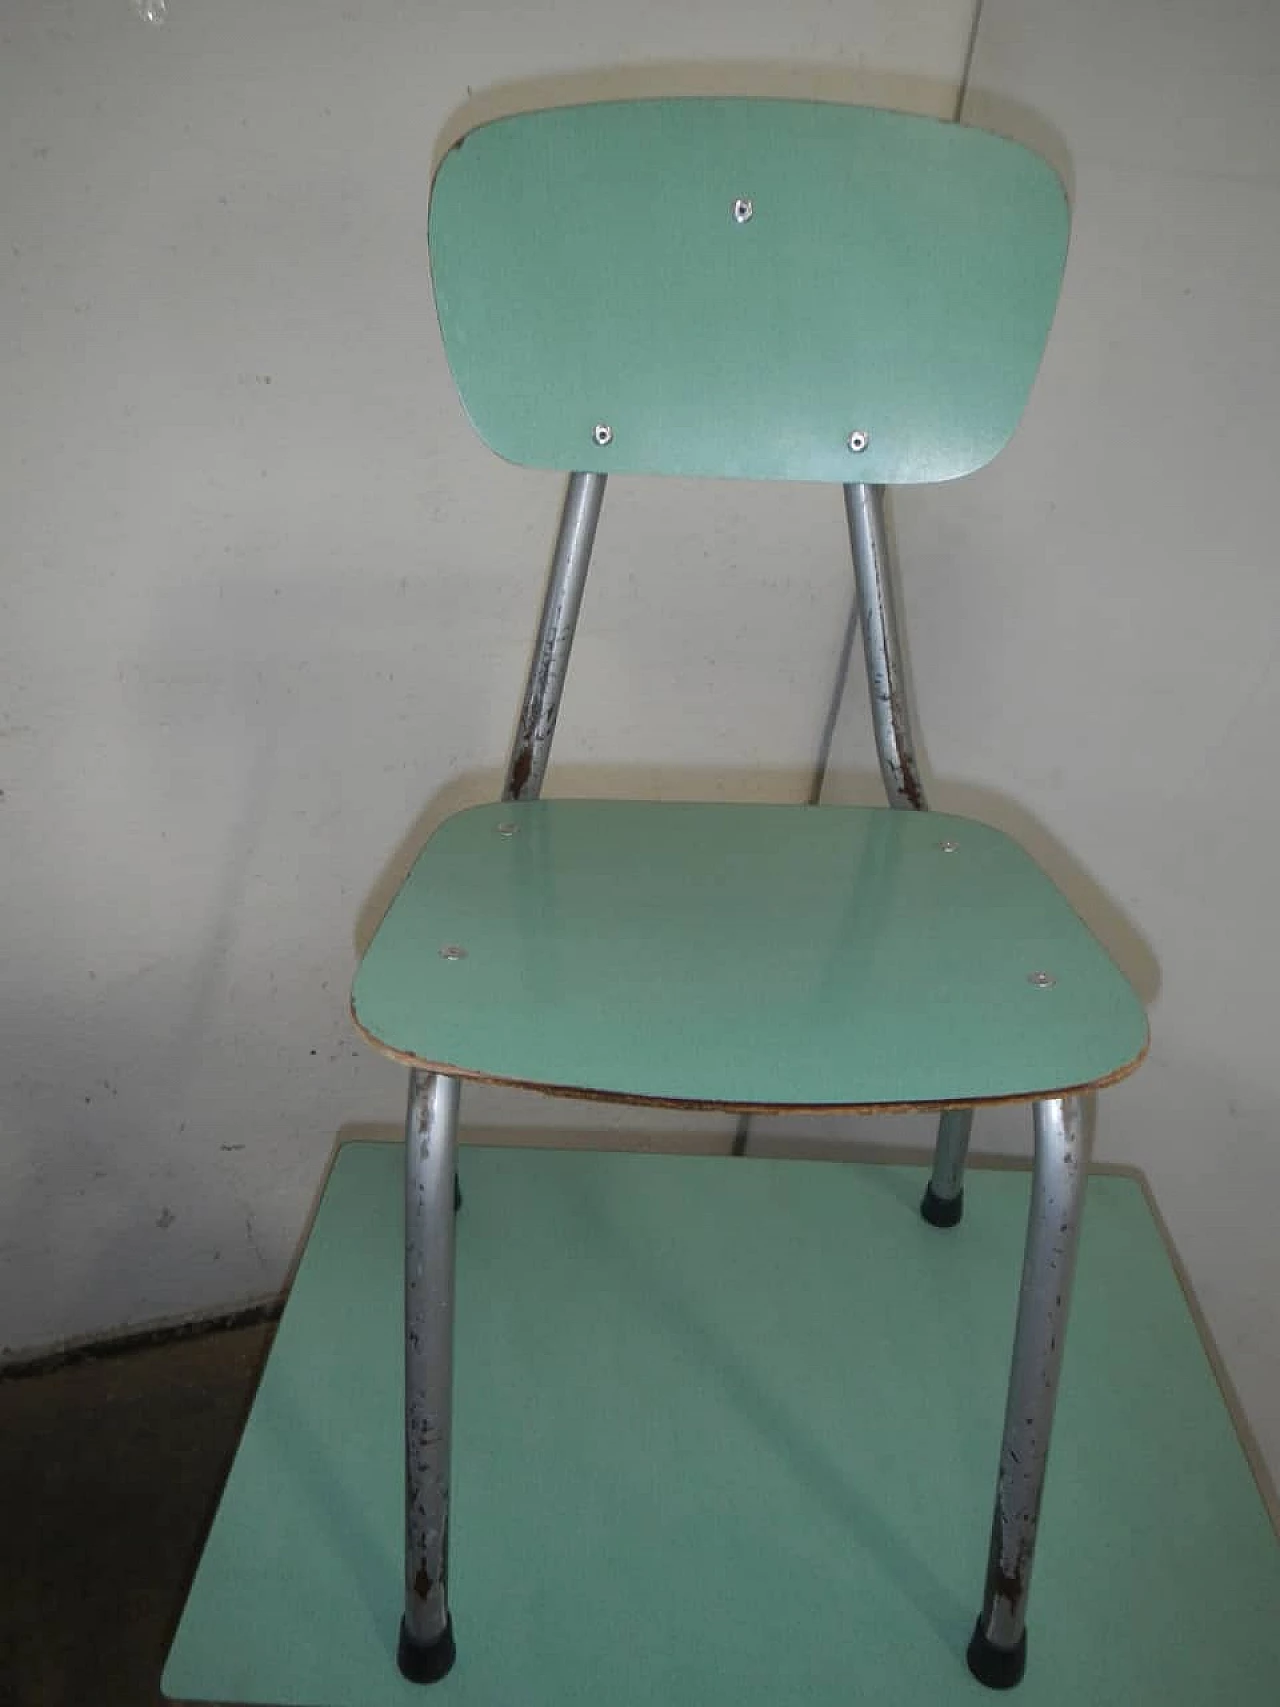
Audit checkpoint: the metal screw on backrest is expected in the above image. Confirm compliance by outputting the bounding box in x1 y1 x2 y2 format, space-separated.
592 423 613 447
847 430 871 453
732 197 754 224
496 822 519 837
939 839 959 853
1027 970 1056 987
439 945 468 961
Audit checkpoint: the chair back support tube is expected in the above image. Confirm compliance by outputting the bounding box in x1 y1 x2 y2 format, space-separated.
844 483 927 812
503 471 607 802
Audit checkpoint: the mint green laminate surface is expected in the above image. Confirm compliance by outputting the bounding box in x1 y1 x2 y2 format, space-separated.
429 100 1069 484
164 1142 1280 1706
352 801 1146 1108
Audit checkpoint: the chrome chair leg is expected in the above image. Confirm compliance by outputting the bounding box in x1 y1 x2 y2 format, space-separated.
399 1069 462 1684
968 1092 1096 1689
921 1107 974 1228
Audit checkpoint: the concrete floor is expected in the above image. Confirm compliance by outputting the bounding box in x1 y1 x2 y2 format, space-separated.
0 1322 276 1707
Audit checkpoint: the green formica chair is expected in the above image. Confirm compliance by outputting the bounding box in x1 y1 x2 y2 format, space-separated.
351 98 1148 1693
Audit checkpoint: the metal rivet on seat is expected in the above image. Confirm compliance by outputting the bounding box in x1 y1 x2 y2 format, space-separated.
439 944 468 961
496 822 519 837
592 422 613 447
732 197 754 224
938 839 959 853
1027 970 1056 987
847 430 871 453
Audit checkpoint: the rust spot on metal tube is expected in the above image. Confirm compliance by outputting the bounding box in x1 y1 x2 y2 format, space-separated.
988 1522 1033 1622
508 740 533 800
897 753 926 810
990 1556 1026 1616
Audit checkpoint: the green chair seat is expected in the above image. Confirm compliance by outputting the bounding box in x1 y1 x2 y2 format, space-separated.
353 800 1147 1110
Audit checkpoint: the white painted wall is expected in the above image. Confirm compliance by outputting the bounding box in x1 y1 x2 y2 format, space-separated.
0 0 974 1347
2 0 1276 1502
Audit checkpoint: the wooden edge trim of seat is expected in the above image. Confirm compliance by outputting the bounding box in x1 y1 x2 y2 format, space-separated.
350 1000 1149 1117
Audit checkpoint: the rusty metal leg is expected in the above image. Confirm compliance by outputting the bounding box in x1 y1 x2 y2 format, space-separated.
921 1107 974 1227
398 1069 461 1684
968 1093 1096 1689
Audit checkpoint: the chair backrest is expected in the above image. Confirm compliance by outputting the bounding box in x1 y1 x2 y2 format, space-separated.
428 98 1069 486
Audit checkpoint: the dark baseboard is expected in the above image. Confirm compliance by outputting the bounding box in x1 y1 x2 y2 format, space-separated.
0 1297 285 1384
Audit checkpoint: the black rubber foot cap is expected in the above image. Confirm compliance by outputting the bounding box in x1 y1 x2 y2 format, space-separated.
398 1615 456 1684
966 1619 1027 1690
920 1184 964 1228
